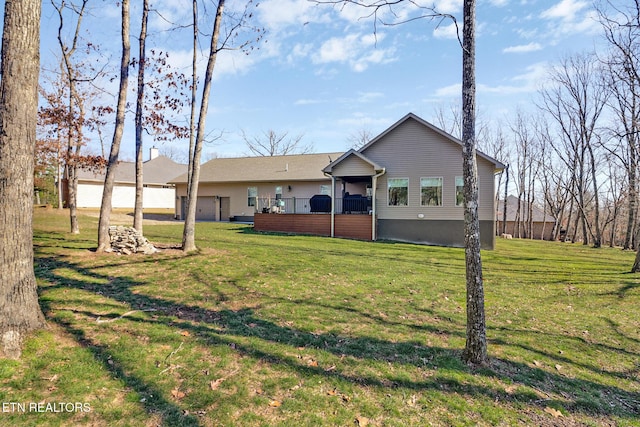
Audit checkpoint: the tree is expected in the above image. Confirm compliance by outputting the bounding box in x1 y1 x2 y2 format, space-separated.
0 0 46 359
97 0 130 252
133 0 149 233
182 0 263 252
52 0 90 233
242 129 312 156
597 1 640 254
538 53 608 247
347 128 373 150
315 0 487 364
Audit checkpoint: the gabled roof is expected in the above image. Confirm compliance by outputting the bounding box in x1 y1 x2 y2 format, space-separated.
496 195 556 222
76 155 187 185
169 152 345 184
360 112 506 172
322 149 385 175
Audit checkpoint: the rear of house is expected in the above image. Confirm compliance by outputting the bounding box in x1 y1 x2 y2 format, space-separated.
171 113 504 249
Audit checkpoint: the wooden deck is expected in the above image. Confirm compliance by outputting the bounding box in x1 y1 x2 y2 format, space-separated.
253 213 373 240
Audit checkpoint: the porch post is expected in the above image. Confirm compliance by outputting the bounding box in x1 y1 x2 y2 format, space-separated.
330 175 336 237
371 175 377 241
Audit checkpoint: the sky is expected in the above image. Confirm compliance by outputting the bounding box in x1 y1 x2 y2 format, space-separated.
36 0 607 162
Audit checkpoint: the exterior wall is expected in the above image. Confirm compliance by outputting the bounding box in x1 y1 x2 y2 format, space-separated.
76 182 176 209
361 118 496 222
378 219 496 249
253 213 372 240
174 180 332 220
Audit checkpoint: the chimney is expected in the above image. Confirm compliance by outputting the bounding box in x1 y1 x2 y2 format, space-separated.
149 146 159 160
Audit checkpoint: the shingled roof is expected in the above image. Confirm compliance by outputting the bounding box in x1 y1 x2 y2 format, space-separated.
169 152 345 184
76 155 187 185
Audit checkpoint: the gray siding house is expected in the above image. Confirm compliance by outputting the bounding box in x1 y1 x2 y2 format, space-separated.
322 113 504 248
171 113 504 248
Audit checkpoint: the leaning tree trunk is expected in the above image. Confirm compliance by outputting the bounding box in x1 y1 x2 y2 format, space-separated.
133 0 149 233
461 0 487 365
182 0 225 252
0 0 46 359
97 0 130 252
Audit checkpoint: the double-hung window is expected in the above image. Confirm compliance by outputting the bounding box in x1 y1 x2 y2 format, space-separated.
421 177 443 206
388 178 409 206
247 186 257 207
455 176 464 207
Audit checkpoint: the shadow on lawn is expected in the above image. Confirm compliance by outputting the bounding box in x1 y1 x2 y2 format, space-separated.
35 253 640 424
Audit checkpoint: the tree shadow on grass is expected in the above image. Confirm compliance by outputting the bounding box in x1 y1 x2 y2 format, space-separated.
35 253 640 424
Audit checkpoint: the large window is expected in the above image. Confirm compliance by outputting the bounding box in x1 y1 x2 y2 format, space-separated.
247 186 257 207
421 177 443 206
319 184 330 195
388 178 409 206
455 176 464 207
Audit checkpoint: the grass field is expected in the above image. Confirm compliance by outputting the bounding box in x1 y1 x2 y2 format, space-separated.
1 208 638 426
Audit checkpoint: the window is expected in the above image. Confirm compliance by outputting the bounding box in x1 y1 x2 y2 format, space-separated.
455 176 464 207
275 186 283 200
421 177 443 206
388 178 409 206
247 186 257 207
319 184 330 195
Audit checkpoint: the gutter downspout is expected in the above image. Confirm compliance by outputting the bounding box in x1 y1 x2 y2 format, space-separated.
324 172 336 238
371 168 386 241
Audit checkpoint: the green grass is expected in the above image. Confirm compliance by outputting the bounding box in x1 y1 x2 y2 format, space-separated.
1 208 638 426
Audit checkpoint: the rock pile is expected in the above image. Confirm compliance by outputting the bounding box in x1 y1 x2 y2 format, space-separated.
107 226 159 255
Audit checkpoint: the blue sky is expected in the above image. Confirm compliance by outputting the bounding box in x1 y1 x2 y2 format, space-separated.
37 0 605 161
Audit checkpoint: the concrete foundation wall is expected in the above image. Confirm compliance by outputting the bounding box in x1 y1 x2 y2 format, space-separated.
377 219 496 249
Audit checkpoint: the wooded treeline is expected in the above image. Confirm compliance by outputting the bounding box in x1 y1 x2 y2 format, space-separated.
33 1 640 251
431 2 640 250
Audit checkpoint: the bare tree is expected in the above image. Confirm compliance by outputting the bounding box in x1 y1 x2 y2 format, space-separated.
182 0 263 252
133 0 149 233
0 0 46 359
347 128 374 150
597 1 640 253
97 0 130 252
242 129 312 156
52 0 89 233
315 0 487 364
538 53 608 247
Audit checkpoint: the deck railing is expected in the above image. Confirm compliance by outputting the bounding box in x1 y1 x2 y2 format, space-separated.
256 197 372 214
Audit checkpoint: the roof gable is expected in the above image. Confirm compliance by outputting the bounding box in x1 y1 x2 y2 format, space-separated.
322 149 384 175
360 112 505 171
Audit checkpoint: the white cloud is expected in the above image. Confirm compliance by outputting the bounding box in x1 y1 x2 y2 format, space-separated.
258 0 329 30
313 33 396 72
502 42 543 53
433 0 463 15
541 0 588 21
433 22 460 40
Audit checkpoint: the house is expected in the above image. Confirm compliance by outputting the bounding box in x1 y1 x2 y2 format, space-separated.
171 152 344 222
171 113 505 249
66 147 187 210
496 195 556 240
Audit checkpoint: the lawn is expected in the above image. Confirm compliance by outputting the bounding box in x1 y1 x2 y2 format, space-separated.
1 208 638 426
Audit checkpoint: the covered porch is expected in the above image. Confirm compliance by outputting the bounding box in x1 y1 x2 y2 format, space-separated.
252 150 385 241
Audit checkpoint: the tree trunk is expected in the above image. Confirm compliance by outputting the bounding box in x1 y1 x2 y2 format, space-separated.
97 0 130 252
0 0 46 359
461 0 487 366
134 0 149 233
182 0 226 252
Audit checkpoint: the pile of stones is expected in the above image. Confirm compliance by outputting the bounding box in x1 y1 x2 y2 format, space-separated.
107 226 158 255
